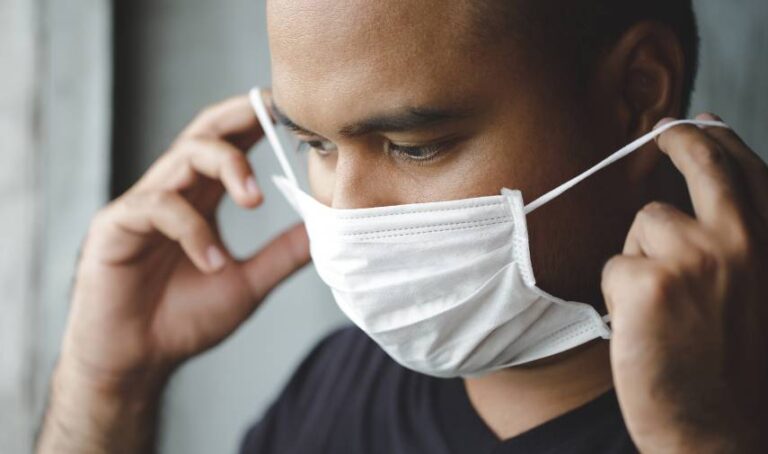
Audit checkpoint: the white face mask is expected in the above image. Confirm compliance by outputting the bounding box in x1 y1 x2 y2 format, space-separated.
249 87 728 378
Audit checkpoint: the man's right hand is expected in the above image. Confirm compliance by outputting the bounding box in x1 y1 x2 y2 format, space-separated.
37 94 310 453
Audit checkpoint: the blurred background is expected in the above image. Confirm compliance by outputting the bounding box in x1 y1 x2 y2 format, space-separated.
1 0 766 452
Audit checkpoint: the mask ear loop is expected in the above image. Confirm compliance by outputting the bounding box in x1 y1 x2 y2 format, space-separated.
523 119 731 215
249 87 299 187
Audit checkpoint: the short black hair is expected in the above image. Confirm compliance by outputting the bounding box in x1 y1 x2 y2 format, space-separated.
477 1 699 114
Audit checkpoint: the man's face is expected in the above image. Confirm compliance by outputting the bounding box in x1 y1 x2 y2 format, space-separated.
266 0 646 305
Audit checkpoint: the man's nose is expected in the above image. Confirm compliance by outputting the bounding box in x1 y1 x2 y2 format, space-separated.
330 150 395 209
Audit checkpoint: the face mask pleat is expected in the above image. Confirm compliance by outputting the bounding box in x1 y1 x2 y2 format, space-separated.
320 244 518 319
276 176 514 239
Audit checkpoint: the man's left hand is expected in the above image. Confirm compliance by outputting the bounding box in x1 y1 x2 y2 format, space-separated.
602 113 768 453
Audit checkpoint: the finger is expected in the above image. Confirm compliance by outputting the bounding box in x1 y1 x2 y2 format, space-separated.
180 138 263 207
601 255 661 318
240 223 311 300
601 255 687 329
696 113 768 225
130 95 265 213
654 118 748 230
136 138 263 208
623 202 705 260
111 190 229 274
180 95 263 150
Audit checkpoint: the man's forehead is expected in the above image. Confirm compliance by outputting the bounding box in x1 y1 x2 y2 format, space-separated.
267 0 479 58
267 0 475 23
265 0 526 140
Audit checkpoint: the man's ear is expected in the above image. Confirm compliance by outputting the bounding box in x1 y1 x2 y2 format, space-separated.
595 21 687 179
619 22 686 132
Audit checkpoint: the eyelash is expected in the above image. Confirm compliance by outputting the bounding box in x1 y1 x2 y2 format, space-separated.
297 140 334 155
296 139 450 164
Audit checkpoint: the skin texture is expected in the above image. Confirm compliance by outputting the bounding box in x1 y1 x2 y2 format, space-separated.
36 1 768 452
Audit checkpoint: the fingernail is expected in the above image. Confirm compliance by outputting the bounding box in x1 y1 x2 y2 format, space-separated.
697 112 722 121
207 245 226 271
654 117 675 130
245 176 260 196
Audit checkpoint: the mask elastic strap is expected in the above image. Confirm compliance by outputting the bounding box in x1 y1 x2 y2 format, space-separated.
249 87 299 187
523 119 730 215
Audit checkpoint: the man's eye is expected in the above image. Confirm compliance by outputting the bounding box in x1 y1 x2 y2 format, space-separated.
297 139 454 164
387 142 447 163
297 139 336 156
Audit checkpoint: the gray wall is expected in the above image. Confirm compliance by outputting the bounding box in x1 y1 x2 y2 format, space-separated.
1 0 111 452
691 1 768 156
1 1 42 451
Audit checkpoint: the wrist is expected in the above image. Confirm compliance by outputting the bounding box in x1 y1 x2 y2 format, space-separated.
53 353 173 402
36 358 171 454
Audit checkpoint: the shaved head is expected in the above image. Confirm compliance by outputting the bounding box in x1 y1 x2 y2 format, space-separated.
471 0 699 113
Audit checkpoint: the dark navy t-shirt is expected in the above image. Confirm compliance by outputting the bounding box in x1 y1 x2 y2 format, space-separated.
240 326 637 454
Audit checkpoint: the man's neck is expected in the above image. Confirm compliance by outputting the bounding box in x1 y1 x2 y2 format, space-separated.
463 339 614 441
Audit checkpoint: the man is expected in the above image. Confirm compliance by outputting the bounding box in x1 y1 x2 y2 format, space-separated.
37 1 768 453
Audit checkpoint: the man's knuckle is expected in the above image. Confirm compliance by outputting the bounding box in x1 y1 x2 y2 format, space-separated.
633 203 673 232
711 186 735 209
639 267 677 304
222 147 245 167
644 201 670 212
687 142 724 169
180 217 206 239
674 247 718 281
641 201 673 220
601 256 616 273
632 207 649 226
89 206 114 232
147 190 175 208
117 191 145 210
195 105 218 124
600 260 619 292
169 136 197 156
732 220 755 247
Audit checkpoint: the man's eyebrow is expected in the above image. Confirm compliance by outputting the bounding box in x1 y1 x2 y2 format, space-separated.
271 103 317 136
339 107 472 137
270 102 472 138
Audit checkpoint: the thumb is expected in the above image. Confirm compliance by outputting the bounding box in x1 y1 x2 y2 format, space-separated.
240 222 311 300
